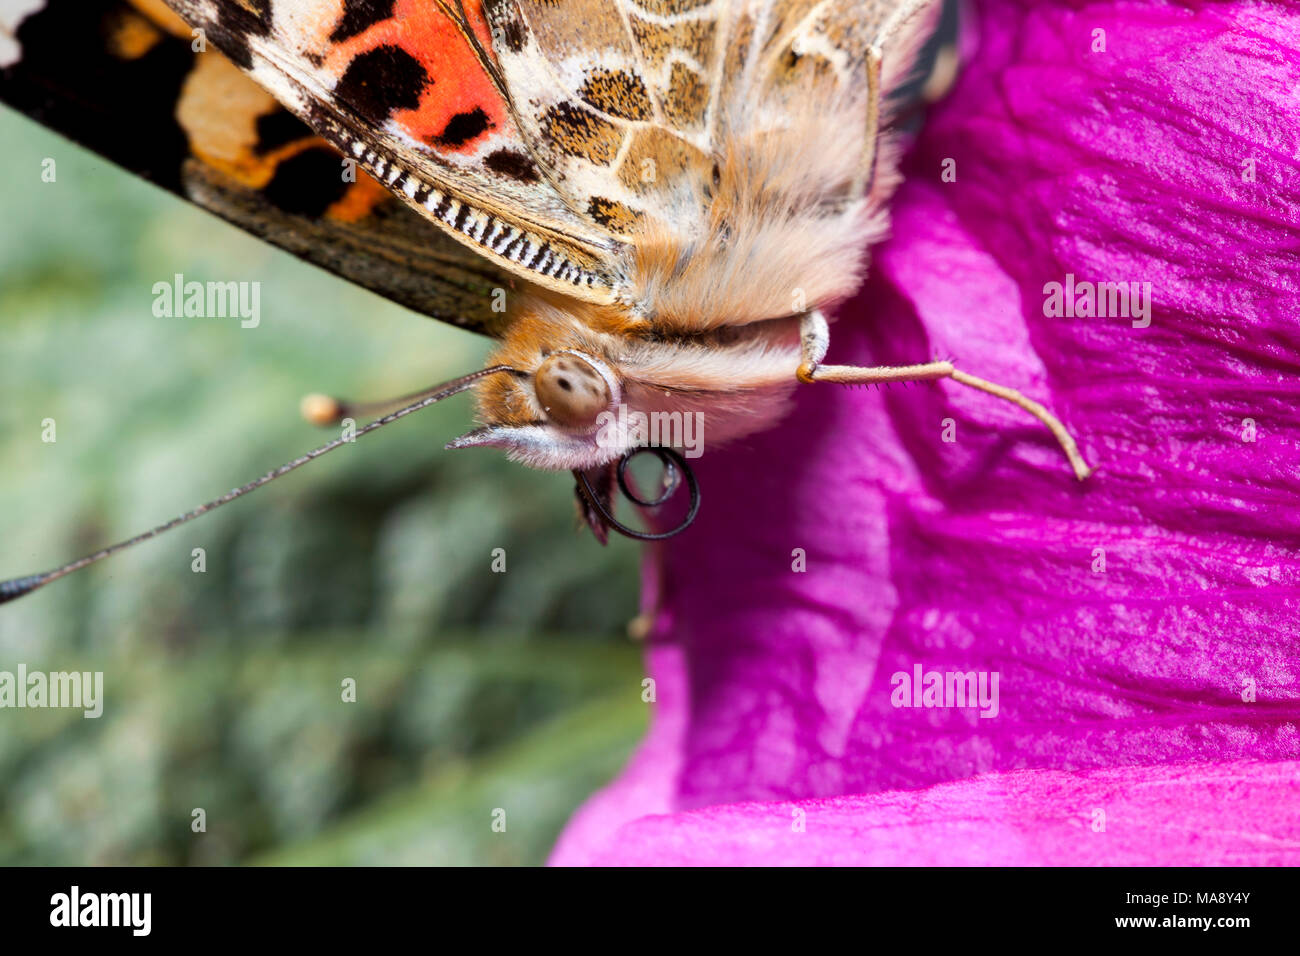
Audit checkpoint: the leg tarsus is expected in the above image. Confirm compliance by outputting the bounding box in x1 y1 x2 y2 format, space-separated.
948 369 1092 481
797 348 1092 481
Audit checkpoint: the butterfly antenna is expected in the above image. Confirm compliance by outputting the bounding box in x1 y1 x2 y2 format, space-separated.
298 376 495 426
0 365 516 606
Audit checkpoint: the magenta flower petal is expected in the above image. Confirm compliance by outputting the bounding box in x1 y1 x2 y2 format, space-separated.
552 0 1300 865
572 760 1300 866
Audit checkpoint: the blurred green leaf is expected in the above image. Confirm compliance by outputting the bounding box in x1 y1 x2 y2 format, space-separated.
0 109 646 865
255 690 646 866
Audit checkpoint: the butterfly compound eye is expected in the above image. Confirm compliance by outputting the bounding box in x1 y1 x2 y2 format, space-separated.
534 352 612 427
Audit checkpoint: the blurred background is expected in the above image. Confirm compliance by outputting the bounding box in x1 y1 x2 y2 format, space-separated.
0 109 647 865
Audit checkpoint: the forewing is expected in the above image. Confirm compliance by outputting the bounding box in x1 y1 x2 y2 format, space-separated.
161 0 628 302
0 0 516 333
713 0 943 194
483 0 720 238
482 0 938 239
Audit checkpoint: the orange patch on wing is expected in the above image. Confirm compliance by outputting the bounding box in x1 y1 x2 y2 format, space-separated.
191 137 314 190
322 0 513 155
325 171 391 222
108 9 165 60
179 52 296 188
177 50 385 210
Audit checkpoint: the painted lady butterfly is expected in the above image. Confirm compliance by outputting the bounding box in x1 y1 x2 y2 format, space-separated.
0 0 1088 600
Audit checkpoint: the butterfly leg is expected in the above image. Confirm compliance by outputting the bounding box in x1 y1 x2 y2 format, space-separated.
796 310 1092 480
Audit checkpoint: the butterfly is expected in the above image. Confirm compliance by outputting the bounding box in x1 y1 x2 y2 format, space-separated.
0 0 1089 602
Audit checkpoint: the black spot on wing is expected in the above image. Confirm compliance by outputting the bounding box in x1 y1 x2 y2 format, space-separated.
261 146 350 218
484 149 539 183
501 19 527 53
254 109 313 155
334 45 428 126
483 0 528 53
0 0 192 192
431 107 491 148
213 0 274 70
329 0 396 43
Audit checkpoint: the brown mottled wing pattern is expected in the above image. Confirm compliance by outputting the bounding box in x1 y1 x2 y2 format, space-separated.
162 0 628 303
0 0 514 333
705 0 940 194
730 0 940 193
483 0 719 237
483 0 937 238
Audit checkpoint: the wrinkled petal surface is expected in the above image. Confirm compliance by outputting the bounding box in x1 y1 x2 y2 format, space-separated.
552 0 1300 865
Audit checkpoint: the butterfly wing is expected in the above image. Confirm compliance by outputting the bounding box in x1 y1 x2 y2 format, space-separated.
160 0 629 303
480 0 718 237
481 0 939 238
0 0 522 334
2 1 937 328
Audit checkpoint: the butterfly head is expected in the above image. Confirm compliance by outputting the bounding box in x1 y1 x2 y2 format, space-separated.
445 303 634 470
446 294 802 470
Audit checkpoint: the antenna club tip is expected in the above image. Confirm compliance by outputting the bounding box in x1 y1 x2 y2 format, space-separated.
300 393 341 426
